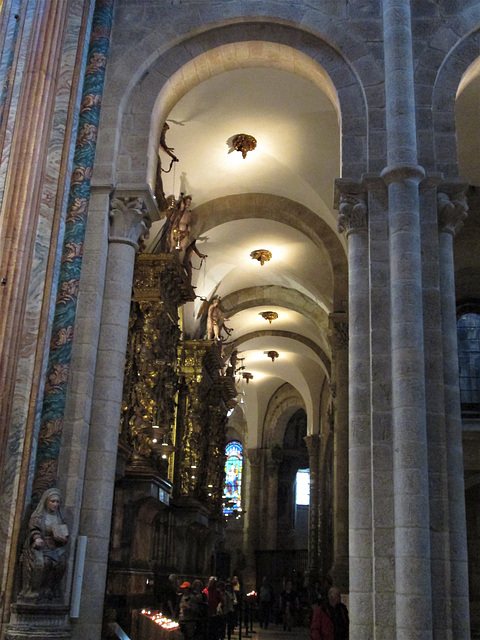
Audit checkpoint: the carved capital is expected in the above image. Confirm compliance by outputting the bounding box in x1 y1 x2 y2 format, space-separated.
331 321 348 351
437 190 468 237
304 434 321 458
337 192 368 236
109 196 151 249
247 448 264 467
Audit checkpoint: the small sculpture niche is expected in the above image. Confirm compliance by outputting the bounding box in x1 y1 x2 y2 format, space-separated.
19 488 69 603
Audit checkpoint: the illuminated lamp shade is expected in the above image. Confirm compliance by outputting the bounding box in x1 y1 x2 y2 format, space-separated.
250 249 272 266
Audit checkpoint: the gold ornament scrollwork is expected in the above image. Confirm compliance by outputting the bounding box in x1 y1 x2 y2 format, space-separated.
121 299 179 461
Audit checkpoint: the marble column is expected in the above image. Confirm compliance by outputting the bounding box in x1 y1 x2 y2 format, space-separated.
437 187 471 639
265 452 280 550
383 0 432 636
304 434 320 582
72 195 150 640
0 0 69 480
337 188 372 638
328 316 349 592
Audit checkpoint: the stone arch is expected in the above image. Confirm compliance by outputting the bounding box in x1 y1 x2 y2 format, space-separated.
96 19 370 187
220 285 331 355
263 383 306 448
429 26 480 178
232 329 331 378
189 193 347 309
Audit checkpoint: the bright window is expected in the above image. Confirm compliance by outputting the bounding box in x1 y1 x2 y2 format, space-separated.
458 312 480 411
296 468 310 506
223 441 242 514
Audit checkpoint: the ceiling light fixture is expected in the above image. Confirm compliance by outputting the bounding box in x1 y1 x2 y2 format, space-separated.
232 133 257 159
259 311 278 324
242 372 254 384
250 249 272 266
266 350 279 362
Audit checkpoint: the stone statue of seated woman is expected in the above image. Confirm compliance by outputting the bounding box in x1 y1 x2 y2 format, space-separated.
19 488 69 603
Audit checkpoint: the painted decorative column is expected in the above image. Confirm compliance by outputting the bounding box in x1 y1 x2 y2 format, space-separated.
72 195 150 640
304 434 320 582
382 0 432 637
437 187 471 639
336 187 371 638
328 316 349 592
0 0 69 477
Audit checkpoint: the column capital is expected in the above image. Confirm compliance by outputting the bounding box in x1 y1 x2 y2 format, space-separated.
329 313 349 351
304 433 321 457
109 195 151 249
380 163 425 185
437 186 469 237
247 448 264 467
336 187 368 237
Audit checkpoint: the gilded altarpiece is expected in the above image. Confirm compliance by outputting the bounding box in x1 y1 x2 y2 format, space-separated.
106 254 195 631
120 254 195 471
108 254 238 632
175 341 237 515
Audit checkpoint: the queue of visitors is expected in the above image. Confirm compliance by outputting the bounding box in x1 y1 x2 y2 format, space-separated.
159 573 348 640
159 574 241 640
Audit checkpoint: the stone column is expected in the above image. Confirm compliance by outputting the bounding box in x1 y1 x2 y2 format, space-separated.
265 452 281 550
383 0 432 636
304 434 320 582
328 316 349 592
437 187 471 639
243 448 263 591
337 188 372 638
72 195 150 640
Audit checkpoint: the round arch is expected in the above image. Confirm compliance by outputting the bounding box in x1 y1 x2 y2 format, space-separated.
188 193 347 309
220 285 331 355
262 383 306 447
231 329 331 377
97 21 369 188
431 27 480 178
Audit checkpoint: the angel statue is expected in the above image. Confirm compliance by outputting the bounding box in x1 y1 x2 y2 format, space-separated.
206 298 232 341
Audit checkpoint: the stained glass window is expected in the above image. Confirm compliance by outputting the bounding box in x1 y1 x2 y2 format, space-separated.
223 441 242 514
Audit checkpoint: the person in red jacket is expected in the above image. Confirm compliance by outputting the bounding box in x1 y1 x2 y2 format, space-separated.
203 576 223 640
310 600 334 640
310 587 349 640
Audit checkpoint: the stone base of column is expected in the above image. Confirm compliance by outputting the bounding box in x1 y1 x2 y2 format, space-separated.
5 604 71 640
329 558 349 594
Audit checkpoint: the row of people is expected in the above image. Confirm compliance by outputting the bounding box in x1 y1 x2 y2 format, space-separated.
162 575 242 640
258 576 349 638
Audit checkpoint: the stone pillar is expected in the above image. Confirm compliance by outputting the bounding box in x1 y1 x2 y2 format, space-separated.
72 195 150 640
265 452 281 550
437 187 471 639
337 188 372 638
418 177 452 640
328 316 349 592
304 434 320 582
383 0 432 636
243 448 263 591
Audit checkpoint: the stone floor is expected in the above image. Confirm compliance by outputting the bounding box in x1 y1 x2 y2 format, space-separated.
231 623 310 640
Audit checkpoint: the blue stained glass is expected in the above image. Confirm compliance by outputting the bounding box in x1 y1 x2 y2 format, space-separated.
223 441 242 514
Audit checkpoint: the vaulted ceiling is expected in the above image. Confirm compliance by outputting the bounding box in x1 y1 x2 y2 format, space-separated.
145 55 480 446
